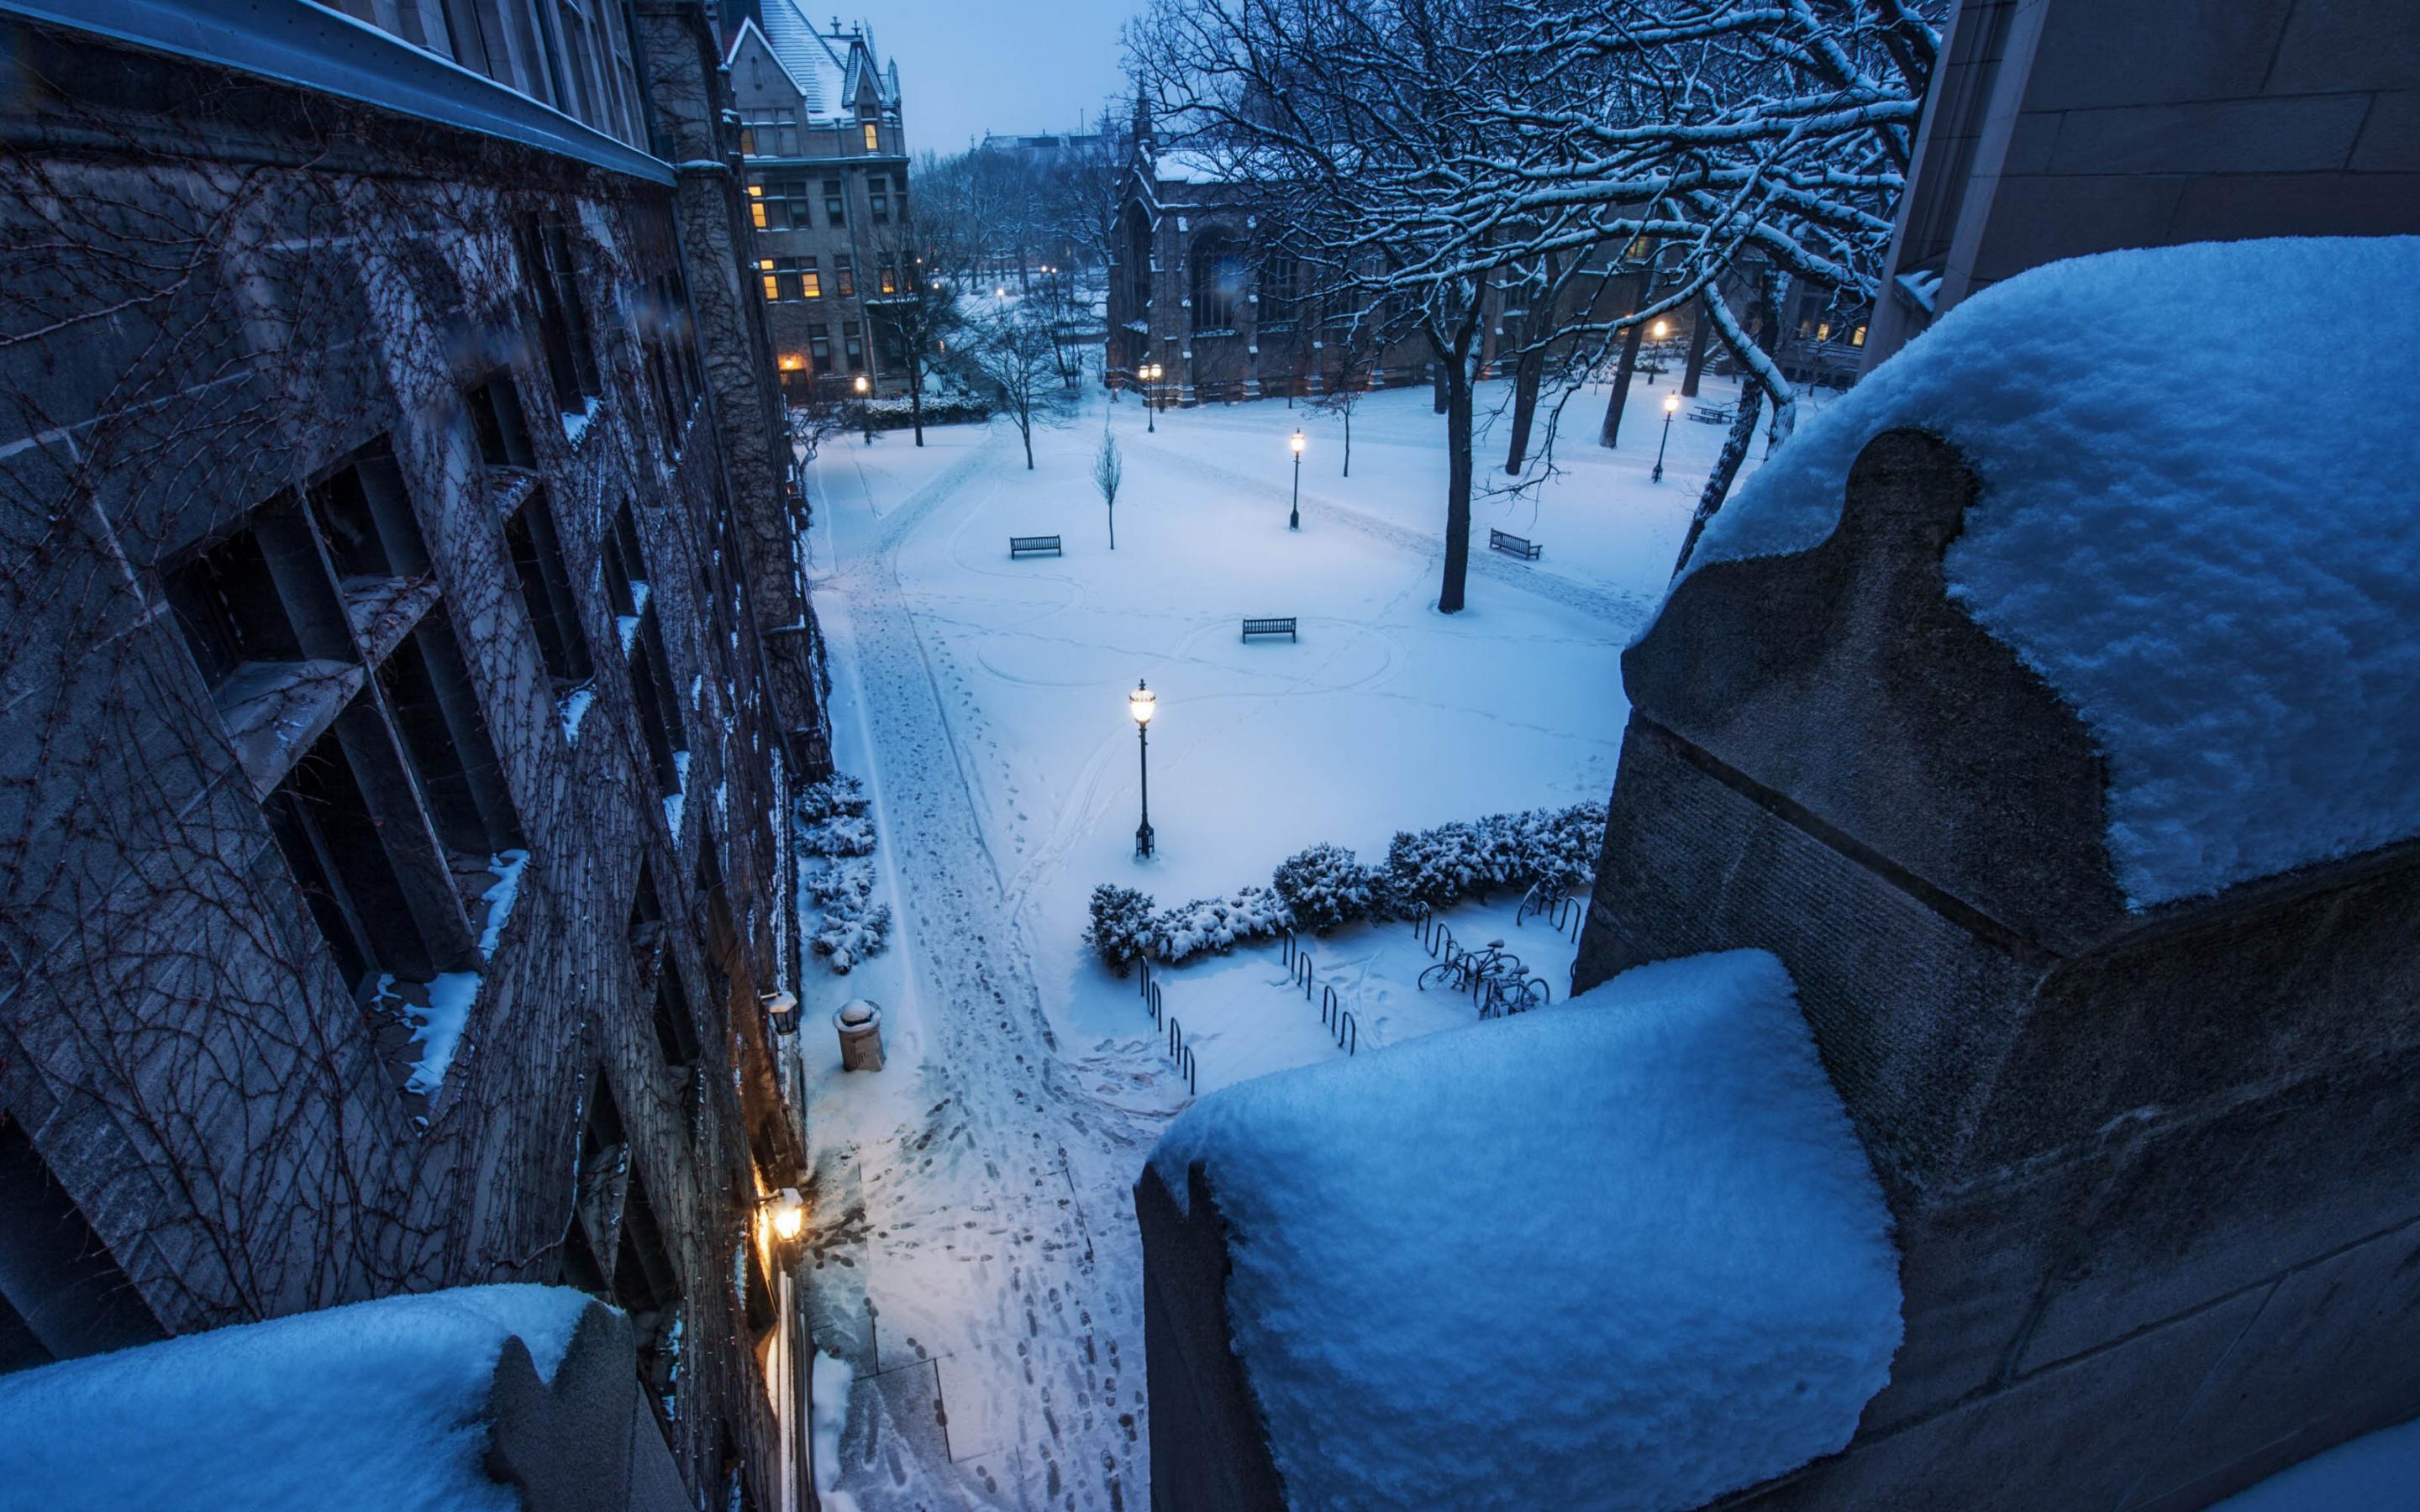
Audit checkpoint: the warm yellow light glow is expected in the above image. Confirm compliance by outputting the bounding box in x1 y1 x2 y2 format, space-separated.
769 1188 805 1241
1290 429 1306 455
779 354 805 371
996 286 1007 297
854 375 871 393
1128 679 1156 726
1663 392 1681 414
1651 319 1669 339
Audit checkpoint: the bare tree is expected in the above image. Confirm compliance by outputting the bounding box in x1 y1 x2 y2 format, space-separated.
960 302 1074 470
861 217 962 446
1093 423 1124 547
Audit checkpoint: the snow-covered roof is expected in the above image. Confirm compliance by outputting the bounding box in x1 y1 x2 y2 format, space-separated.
1153 150 1234 186
0 1285 595 1511
1678 235 2420 909
1150 950 1901 1509
741 2 897 126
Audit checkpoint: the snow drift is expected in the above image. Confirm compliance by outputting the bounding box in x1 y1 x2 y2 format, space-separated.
1673 235 2420 909
0 1284 593 1511
1150 950 1902 1511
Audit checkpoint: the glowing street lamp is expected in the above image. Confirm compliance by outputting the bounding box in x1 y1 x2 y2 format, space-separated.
1141 362 1162 433
1128 680 1157 858
760 1188 805 1244
1653 391 1681 482
853 374 870 395
1288 428 1306 530
1651 318 1670 340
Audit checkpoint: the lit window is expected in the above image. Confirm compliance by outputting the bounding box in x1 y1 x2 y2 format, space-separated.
863 123 879 151
750 202 767 229
761 273 780 302
802 262 823 298
1816 322 1831 342
1852 324 1868 346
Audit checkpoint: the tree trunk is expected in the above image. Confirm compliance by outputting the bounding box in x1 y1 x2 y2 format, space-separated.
1432 362 1449 415
1503 339 1544 474
1598 318 1646 447
1681 295 1713 397
909 360 926 446
1342 402 1352 479
1108 503 1115 549
1019 412 1034 469
1671 389 1760 578
1439 358 1474 614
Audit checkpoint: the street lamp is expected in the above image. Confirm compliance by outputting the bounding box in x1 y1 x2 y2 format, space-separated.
1128 680 1156 858
759 1188 806 1244
1288 428 1305 530
1651 318 1669 340
1141 363 1161 433
1653 391 1681 482
854 373 870 395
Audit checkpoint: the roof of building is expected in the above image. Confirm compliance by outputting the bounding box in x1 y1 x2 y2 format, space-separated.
1673 234 2420 909
738 3 899 125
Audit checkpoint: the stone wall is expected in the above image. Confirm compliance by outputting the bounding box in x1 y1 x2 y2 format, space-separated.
1576 429 2420 1507
0 13 808 1502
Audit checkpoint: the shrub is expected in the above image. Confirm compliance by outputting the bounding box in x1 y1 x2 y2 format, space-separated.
1383 820 1486 908
1085 885 1157 975
1153 885 1292 963
808 860 892 973
1271 843 1380 933
799 812 876 858
797 772 871 824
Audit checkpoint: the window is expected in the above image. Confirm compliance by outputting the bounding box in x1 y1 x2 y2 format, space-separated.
562 1074 629 1299
308 448 430 587
892 171 908 218
862 122 879 151
740 108 797 157
834 255 855 298
616 1170 681 1414
465 372 535 467
799 257 822 299
877 259 897 297
823 178 845 226
651 961 699 1068
501 490 593 696
808 324 830 370
519 220 599 412
1190 235 1244 332
0 1118 166 1375
843 320 865 372
758 259 779 302
377 605 523 864
1260 253 1298 313
869 181 889 223
1852 324 1869 347
748 176 808 231
601 502 649 620
628 606 686 801
163 522 313 692
265 715 441 996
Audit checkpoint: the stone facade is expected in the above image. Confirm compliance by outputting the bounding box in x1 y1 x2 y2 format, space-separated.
0 5 823 1505
1574 430 2420 1509
724 8 913 402
1865 0 2420 366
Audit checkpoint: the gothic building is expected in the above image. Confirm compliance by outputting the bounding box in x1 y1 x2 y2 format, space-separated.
0 1 826 1504
724 5 913 402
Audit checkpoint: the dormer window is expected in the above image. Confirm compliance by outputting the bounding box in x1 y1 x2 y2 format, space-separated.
862 122 879 152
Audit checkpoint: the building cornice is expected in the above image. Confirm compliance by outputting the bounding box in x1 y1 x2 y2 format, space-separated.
0 0 674 184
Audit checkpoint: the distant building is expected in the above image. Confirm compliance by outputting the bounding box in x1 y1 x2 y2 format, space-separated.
0 1 828 1504
977 129 1113 166
726 5 912 401
1865 0 2420 368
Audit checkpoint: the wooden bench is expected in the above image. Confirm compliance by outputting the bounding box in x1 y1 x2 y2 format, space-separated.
1240 617 1298 643
1007 535 1062 559
1488 528 1543 562
1686 404 1736 426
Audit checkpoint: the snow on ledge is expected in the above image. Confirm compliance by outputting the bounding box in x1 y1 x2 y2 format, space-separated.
1150 950 1902 1511
0 1285 597 1512
1672 236 2420 909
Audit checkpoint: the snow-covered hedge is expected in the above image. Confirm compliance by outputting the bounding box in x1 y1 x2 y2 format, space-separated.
1154 885 1292 961
856 395 993 430
1272 843 1381 934
1083 802 1606 971
795 774 891 973
1085 885 1158 976
808 860 892 974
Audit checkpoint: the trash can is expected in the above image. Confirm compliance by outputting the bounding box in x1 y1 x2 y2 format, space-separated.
835 1000 884 1072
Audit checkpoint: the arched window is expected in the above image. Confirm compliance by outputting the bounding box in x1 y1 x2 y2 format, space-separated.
1191 234 1244 333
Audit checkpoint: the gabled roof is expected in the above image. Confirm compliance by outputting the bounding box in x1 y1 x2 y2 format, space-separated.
732 2 899 126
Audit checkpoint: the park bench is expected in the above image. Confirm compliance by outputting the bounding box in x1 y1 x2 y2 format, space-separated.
1687 403 1736 426
1488 528 1544 562
1241 617 1298 643
1007 535 1062 559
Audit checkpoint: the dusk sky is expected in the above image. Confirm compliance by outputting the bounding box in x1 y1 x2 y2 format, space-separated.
858 0 1146 155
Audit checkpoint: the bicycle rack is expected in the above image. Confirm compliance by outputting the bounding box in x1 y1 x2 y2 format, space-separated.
1138 961 1195 1093
1318 984 1359 1055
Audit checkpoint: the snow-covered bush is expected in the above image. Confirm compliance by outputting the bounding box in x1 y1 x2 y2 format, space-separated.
796 774 876 857
1086 885 1157 975
1383 820 1487 908
1271 844 1381 933
808 860 892 973
1154 885 1292 963
1381 803 1609 911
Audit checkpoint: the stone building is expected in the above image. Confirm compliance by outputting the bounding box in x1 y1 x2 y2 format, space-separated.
1864 0 2420 367
0 0 828 1504
724 5 913 402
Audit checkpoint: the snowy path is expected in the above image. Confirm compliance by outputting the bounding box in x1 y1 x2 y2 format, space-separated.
802 428 1171 1511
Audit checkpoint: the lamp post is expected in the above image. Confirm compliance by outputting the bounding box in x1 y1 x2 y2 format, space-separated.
1142 363 1160 433
1652 391 1681 482
1128 680 1156 858
1288 428 1305 530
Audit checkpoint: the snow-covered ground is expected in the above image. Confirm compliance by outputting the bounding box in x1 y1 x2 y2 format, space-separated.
789 366 1782 1506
